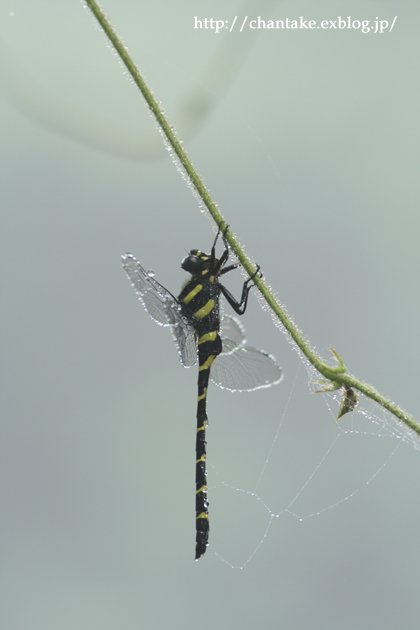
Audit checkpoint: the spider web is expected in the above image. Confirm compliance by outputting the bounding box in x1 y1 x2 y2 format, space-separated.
204 311 419 569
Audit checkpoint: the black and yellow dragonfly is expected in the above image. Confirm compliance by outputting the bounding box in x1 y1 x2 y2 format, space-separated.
122 225 282 560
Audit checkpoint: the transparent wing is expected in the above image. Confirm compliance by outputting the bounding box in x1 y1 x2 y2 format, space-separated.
122 253 178 325
164 299 198 368
213 314 282 391
122 253 197 367
210 344 282 391
219 315 246 354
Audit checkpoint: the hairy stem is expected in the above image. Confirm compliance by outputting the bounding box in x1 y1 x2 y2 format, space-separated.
84 0 420 437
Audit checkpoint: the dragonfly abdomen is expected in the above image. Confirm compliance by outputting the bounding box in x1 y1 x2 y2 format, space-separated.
195 331 222 560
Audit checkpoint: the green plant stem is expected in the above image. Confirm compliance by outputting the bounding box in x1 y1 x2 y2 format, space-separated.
84 0 420 437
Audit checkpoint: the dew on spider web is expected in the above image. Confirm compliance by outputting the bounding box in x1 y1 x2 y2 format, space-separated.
209 355 416 568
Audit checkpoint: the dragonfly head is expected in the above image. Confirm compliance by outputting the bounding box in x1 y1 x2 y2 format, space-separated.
181 250 212 275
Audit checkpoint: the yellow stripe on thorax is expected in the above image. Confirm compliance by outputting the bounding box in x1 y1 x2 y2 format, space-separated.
198 331 217 345
199 355 215 371
194 299 214 319
183 284 203 305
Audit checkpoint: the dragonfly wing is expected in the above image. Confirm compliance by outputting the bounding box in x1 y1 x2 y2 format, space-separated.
122 253 178 325
165 302 198 367
210 345 282 391
122 253 198 367
219 315 246 354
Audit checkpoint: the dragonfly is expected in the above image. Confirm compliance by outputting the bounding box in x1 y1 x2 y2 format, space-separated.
122 224 282 559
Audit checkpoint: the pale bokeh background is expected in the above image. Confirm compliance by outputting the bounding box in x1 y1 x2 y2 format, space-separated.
1 1 420 629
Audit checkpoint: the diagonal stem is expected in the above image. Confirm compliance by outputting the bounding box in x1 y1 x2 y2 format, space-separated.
83 0 420 437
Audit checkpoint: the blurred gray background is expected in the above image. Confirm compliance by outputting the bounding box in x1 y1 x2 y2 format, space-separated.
1 1 420 629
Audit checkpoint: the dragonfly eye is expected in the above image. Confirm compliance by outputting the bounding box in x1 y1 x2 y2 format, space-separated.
181 255 204 273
